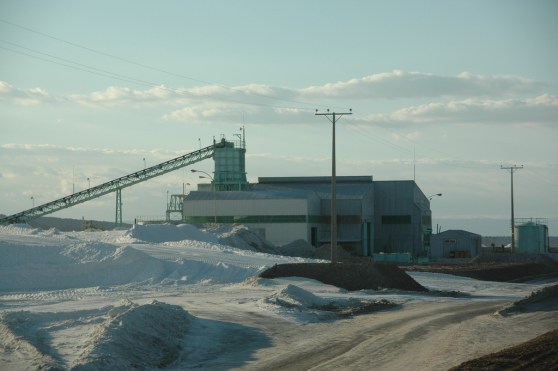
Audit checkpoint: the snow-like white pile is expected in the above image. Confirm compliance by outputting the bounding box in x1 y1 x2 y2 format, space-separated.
124 223 219 244
266 284 330 308
73 300 192 369
0 224 273 291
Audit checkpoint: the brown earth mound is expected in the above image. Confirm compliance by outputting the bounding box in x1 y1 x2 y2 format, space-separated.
449 328 558 370
403 262 558 282
499 284 558 315
258 262 428 292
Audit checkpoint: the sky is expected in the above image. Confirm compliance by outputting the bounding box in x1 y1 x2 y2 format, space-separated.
1 0 557 235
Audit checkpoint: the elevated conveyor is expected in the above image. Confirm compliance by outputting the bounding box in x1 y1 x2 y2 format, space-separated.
0 144 216 225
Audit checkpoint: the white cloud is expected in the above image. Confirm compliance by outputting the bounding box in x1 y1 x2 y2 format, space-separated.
355 95 558 127
299 70 546 99
1 72 555 128
0 81 59 105
1 71 547 108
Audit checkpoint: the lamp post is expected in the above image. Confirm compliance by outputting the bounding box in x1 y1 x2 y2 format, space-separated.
191 169 216 223
87 177 91 189
428 193 442 200
31 196 34 208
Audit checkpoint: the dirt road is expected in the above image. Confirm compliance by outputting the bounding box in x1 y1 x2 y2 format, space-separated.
235 300 557 371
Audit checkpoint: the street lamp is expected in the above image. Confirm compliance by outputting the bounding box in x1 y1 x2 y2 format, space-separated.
31 196 34 208
87 177 91 189
428 193 442 200
191 169 217 223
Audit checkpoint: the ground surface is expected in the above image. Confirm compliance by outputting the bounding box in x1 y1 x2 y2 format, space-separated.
259 262 428 291
2 225 558 370
259 261 558 370
405 261 558 282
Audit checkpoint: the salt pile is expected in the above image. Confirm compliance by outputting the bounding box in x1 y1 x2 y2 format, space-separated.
125 223 219 244
73 301 192 369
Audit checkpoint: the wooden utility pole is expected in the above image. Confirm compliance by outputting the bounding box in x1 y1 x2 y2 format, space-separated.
315 109 352 263
501 165 523 253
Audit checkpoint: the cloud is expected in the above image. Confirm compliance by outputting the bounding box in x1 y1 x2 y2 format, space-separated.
0 143 188 158
1 71 546 108
355 94 558 127
0 81 59 105
1 72 555 128
299 71 547 99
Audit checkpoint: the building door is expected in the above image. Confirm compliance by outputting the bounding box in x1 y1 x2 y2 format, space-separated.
311 227 317 247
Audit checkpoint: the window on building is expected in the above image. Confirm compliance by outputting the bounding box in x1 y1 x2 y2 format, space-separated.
381 215 412 224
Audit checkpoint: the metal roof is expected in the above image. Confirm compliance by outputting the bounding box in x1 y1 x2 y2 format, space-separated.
186 189 317 201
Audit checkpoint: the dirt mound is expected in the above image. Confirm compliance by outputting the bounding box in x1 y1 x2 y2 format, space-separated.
450 328 558 370
259 263 428 292
404 262 558 282
314 244 365 262
473 252 558 267
499 284 558 315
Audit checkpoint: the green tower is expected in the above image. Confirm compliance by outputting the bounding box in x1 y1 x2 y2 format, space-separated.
212 131 248 191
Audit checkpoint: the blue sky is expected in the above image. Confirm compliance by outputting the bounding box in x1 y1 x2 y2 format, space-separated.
1 0 557 235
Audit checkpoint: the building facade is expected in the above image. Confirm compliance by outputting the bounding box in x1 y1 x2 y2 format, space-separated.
183 176 432 258
181 138 432 258
430 229 482 259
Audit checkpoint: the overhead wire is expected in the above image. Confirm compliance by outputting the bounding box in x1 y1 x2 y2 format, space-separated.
346 112 500 171
0 40 321 111
0 18 349 112
2 19 554 184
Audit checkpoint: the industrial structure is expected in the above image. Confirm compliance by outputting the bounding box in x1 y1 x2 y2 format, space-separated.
514 218 549 253
181 134 433 259
430 230 482 259
2 131 436 259
184 176 432 258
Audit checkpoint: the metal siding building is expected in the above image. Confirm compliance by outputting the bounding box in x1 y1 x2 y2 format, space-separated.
374 181 432 258
183 176 432 257
430 230 482 259
183 190 320 246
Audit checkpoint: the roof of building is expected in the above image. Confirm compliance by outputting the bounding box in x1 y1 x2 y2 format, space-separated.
258 176 373 184
434 229 482 238
186 189 318 201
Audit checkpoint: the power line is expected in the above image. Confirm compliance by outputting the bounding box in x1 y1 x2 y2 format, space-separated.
0 18 344 111
347 113 496 171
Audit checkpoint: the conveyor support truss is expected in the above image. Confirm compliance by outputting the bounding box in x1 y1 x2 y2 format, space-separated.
0 144 215 225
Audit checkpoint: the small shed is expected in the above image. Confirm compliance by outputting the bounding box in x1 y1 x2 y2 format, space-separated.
430 230 481 259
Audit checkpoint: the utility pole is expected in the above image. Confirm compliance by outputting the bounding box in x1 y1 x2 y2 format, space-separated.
501 165 523 253
315 109 352 263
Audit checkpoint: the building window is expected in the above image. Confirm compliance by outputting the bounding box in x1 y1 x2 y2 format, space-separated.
381 215 412 224
422 215 432 225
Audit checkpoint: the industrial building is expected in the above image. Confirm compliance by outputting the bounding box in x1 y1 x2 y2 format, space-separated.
182 137 433 259
430 230 482 259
